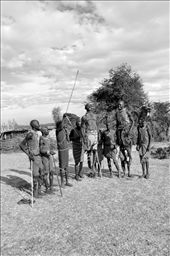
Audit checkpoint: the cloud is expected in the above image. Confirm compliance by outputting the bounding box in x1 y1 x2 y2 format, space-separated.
1 1 169 124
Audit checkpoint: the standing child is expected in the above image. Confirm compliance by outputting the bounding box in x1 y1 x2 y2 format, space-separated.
102 116 121 178
136 118 152 179
20 120 43 198
39 127 56 194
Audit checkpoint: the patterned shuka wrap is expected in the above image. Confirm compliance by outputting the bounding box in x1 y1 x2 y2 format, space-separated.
97 129 104 163
56 126 69 169
86 131 98 151
81 111 98 151
137 124 151 163
70 128 84 164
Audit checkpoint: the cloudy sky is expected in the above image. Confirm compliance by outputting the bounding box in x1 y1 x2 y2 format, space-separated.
1 1 169 125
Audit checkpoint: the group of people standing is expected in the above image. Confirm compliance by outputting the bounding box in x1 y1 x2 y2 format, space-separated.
20 100 152 199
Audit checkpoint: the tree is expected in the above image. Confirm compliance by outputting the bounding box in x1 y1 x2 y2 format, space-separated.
1 123 8 132
52 107 62 124
152 102 170 141
11 119 19 129
88 63 148 113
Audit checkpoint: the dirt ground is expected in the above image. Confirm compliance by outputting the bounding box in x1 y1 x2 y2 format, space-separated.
1 147 169 256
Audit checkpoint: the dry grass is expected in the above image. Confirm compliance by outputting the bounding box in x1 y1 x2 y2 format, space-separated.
1 145 169 256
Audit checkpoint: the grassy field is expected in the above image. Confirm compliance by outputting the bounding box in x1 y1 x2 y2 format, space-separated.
1 146 169 256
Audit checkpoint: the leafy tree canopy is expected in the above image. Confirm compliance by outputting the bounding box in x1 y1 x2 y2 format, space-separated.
152 102 170 140
88 63 148 113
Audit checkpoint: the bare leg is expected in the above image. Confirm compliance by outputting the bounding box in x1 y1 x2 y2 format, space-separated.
141 162 145 177
65 168 73 187
48 172 57 193
120 148 126 177
33 176 42 198
145 160 149 179
126 147 132 177
127 163 131 177
113 159 121 178
75 164 81 181
60 169 65 188
87 151 92 169
96 153 102 177
43 174 49 192
107 158 112 177
92 150 97 177
78 162 84 178
121 161 126 177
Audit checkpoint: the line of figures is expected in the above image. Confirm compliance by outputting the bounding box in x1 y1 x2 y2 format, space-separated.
20 100 152 199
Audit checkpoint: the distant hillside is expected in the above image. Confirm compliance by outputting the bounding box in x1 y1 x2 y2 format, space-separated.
17 114 79 131
0 114 79 153
17 123 55 130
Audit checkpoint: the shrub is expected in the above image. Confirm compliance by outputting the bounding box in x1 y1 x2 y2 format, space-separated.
151 146 170 159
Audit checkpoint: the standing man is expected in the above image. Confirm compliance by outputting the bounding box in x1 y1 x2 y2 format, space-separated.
81 103 98 177
69 117 84 181
39 127 56 194
136 118 152 179
20 120 44 198
56 116 73 188
115 100 134 177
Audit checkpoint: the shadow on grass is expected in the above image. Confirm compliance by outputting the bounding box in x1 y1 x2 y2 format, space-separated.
67 166 117 179
8 169 31 177
0 175 31 194
53 165 113 180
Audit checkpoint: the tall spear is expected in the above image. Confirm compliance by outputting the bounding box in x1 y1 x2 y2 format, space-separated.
64 70 80 135
65 70 79 114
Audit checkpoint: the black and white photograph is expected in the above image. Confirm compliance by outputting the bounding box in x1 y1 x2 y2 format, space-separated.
1 1 169 256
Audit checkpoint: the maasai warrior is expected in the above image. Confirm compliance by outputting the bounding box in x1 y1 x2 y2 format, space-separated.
56 117 73 188
39 127 56 194
81 103 98 177
102 116 121 178
69 118 84 181
20 120 44 198
115 100 134 177
136 117 152 179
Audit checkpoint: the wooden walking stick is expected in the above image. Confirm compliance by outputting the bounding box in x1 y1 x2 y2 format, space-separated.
30 161 34 207
96 151 102 178
52 155 63 197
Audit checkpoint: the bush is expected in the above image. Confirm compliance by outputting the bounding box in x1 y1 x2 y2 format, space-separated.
151 146 170 159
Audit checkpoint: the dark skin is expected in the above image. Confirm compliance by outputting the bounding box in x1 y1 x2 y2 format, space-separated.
20 120 41 161
81 104 98 176
102 118 121 178
40 128 55 156
76 120 84 177
116 101 134 177
136 119 151 178
117 100 134 134
76 120 81 130
40 128 56 191
70 120 84 180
